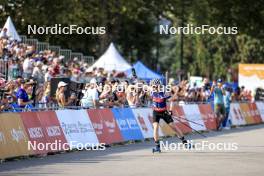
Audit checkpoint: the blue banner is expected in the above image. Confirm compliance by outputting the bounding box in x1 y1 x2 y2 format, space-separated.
112 108 144 141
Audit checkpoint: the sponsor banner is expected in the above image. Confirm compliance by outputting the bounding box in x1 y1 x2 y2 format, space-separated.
239 103 255 124
182 104 206 131
239 64 264 93
146 109 164 137
87 109 123 144
0 120 9 159
112 108 144 141
256 102 264 121
171 105 192 134
37 111 69 151
20 112 49 154
55 110 99 149
229 103 246 126
132 108 154 139
98 109 124 143
248 103 262 124
198 104 217 130
0 113 32 158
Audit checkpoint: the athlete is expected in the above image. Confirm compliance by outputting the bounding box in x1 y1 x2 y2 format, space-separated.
210 78 225 130
149 78 190 153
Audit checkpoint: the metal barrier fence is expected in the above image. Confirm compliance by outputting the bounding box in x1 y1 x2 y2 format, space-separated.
0 35 95 80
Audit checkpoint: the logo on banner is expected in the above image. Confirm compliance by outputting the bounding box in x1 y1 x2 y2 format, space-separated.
137 115 148 132
77 121 94 133
28 127 44 139
46 126 61 137
93 120 104 135
126 119 139 129
104 120 116 133
0 131 6 144
61 121 94 135
11 128 26 142
117 119 129 130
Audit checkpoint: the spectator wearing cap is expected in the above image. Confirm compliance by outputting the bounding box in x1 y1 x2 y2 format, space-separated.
80 78 99 108
56 81 76 108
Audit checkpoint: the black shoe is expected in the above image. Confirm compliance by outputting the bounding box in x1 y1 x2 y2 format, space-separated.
152 146 161 153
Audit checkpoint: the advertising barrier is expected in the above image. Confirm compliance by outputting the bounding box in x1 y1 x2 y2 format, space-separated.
229 103 247 126
182 104 207 131
0 113 32 159
87 109 123 144
256 102 264 121
55 110 99 149
248 103 262 124
198 104 217 130
20 112 49 154
132 108 154 139
171 105 192 134
0 102 263 160
36 111 68 152
112 108 144 141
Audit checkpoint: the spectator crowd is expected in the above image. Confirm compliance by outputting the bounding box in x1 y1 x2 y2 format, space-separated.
0 36 256 112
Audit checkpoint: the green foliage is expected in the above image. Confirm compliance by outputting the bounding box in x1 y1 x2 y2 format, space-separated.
0 0 263 80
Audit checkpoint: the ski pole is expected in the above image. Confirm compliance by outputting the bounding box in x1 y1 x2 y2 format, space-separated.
173 117 207 138
172 115 205 127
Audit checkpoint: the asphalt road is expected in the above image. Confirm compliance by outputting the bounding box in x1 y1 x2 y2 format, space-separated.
1 124 264 176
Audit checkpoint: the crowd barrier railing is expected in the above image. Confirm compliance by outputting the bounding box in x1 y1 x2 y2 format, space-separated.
0 102 263 160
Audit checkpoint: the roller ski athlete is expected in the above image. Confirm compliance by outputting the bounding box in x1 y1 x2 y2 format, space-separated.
149 79 192 153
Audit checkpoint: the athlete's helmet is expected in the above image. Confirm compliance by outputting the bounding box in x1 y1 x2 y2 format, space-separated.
151 78 161 85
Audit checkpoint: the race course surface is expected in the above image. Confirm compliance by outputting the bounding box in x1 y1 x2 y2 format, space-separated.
1 124 264 176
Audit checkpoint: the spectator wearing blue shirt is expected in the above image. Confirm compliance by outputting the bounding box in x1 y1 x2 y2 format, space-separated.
16 80 32 108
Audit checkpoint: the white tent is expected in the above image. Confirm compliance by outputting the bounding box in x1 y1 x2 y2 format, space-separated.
0 16 21 41
89 43 131 72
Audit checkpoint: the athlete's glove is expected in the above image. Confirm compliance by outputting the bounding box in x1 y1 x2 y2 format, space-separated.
167 111 173 116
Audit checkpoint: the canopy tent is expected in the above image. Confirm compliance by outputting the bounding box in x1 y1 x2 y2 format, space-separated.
126 61 164 81
88 43 131 72
0 16 21 41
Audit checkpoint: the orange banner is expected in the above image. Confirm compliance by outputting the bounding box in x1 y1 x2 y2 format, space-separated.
0 120 9 159
0 113 32 159
239 103 255 124
248 103 262 124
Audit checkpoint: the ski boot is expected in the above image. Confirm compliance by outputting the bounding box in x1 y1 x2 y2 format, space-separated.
152 145 161 153
152 140 161 153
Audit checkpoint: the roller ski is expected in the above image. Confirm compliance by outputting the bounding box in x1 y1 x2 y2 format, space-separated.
152 146 161 153
152 141 161 153
181 137 194 149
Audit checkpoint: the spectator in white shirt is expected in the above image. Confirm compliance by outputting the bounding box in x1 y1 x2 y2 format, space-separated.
81 78 99 108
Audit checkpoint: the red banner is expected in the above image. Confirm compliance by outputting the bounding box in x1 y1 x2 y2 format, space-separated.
171 105 192 134
198 104 217 130
20 112 49 154
87 109 123 144
37 111 69 152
